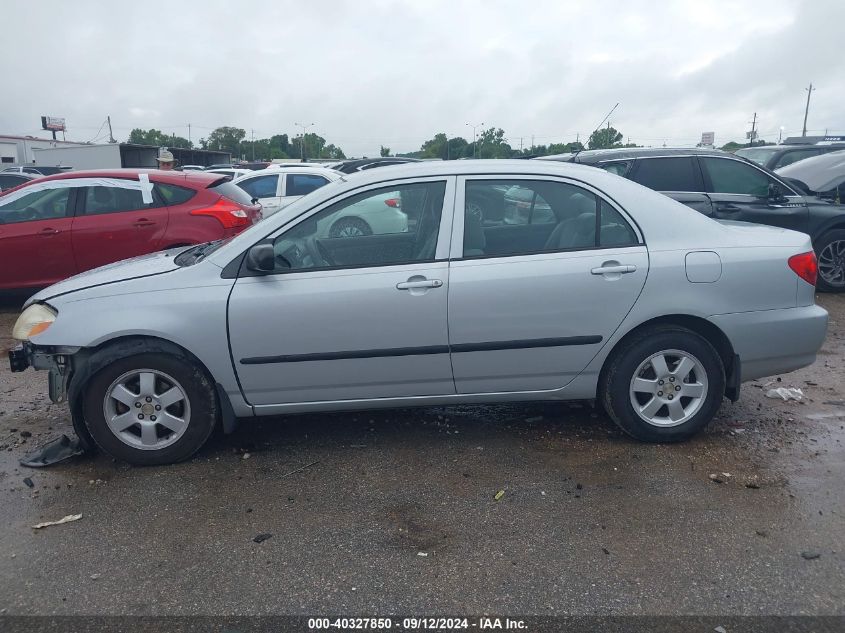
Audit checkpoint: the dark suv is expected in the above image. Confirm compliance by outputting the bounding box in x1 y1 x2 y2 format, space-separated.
735 143 845 171
540 148 845 291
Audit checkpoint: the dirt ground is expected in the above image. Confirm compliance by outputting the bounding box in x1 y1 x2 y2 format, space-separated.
0 295 843 616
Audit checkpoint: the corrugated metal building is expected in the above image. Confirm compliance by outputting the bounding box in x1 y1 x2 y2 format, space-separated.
31 143 231 169
0 134 87 166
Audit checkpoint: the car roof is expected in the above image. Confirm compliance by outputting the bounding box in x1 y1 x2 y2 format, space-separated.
542 147 728 163
233 167 342 182
29 168 227 187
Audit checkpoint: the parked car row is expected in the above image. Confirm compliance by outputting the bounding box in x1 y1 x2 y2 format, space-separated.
10 159 827 465
539 148 845 291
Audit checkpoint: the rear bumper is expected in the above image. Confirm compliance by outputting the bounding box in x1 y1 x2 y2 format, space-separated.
709 304 829 382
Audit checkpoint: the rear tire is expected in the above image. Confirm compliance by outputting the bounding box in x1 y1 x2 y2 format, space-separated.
814 229 845 292
329 217 372 238
601 326 725 442
82 353 218 465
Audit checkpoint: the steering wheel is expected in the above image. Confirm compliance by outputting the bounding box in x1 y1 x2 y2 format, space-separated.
21 206 41 221
315 238 336 267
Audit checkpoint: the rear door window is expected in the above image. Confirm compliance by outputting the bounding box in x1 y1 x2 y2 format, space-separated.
630 157 699 191
287 174 330 196
237 174 279 199
772 149 820 169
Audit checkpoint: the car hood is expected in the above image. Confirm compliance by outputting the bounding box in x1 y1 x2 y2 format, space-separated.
27 248 188 305
776 150 845 192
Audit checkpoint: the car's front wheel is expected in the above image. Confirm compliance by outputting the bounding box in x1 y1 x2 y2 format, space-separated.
601 326 725 442
815 229 845 292
82 353 218 465
329 217 372 238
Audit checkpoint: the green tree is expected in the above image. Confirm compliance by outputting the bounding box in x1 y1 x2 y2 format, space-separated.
206 126 247 154
380 146 391 157
417 133 470 160
475 127 512 158
588 126 623 150
128 128 192 149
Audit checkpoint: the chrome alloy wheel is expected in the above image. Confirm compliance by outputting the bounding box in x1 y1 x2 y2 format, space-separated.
102 369 191 450
818 239 845 287
629 349 708 427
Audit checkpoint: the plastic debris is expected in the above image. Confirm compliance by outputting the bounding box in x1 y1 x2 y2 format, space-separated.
709 473 732 484
253 533 273 543
494 490 505 501
32 514 83 529
714 626 727 633
20 434 86 468
765 387 803 401
801 550 820 560
22 477 34 488
417 552 428 557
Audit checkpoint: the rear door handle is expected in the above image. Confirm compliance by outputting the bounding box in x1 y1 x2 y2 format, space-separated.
591 265 636 275
133 219 156 227
396 279 443 290
39 228 61 236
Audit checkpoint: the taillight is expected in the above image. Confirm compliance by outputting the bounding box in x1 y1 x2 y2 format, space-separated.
384 197 401 208
190 199 250 229
788 251 818 286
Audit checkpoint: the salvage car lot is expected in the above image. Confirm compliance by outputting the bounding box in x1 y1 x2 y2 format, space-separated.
0 295 843 614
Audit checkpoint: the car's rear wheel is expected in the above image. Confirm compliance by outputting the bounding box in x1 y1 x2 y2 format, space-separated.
329 217 372 238
815 229 845 292
601 326 725 442
82 353 218 465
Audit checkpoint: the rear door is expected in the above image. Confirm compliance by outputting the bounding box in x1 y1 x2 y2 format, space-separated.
447 176 648 394
71 179 170 272
0 184 77 288
699 156 809 232
627 156 714 216
236 173 282 216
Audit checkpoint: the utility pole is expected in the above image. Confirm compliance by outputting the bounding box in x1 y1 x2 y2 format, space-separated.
295 122 315 160
251 129 255 161
749 112 757 147
466 122 484 159
802 83 815 138
107 116 116 143
188 123 191 146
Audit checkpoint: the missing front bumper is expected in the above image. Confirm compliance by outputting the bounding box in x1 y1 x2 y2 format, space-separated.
8 345 29 372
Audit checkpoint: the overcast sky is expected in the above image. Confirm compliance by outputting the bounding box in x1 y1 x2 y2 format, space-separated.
2 0 843 157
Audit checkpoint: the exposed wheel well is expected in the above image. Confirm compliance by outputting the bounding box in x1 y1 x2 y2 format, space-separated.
813 224 845 244
599 315 737 398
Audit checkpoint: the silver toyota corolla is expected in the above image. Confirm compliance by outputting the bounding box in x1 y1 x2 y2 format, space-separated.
9 160 828 465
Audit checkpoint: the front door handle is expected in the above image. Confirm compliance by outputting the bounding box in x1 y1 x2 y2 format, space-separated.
591 265 636 275
396 279 443 290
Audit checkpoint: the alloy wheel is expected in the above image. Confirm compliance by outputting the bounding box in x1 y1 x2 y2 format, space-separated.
629 349 708 427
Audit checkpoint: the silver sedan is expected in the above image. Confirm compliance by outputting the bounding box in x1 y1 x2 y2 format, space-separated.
10 160 828 465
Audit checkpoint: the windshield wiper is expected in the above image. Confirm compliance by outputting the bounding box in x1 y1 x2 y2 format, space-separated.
175 240 222 266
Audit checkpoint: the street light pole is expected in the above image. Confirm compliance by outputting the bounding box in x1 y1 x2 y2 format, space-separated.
295 122 315 160
802 83 815 138
466 122 484 159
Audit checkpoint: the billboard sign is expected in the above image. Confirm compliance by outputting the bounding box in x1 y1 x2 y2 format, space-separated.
700 132 715 146
41 116 66 132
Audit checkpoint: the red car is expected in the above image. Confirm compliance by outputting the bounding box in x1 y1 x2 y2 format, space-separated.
0 169 261 291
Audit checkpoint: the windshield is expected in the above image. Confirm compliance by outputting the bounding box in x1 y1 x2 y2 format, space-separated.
734 147 780 165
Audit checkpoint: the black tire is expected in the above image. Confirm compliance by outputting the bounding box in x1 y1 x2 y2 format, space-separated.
600 326 725 442
82 353 218 466
814 229 845 293
329 216 372 238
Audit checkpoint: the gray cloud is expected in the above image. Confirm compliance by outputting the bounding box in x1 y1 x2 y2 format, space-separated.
1 0 842 156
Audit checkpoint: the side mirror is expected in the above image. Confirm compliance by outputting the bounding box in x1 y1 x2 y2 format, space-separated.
767 182 785 201
245 243 278 272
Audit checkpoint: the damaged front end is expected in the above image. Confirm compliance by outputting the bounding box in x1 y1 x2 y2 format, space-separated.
8 342 79 404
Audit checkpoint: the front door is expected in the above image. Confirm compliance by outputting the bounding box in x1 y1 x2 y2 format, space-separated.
0 184 77 289
71 180 170 272
699 156 809 232
448 177 648 394
228 178 456 407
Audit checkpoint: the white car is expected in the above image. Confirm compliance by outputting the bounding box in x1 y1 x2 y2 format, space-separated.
233 168 343 218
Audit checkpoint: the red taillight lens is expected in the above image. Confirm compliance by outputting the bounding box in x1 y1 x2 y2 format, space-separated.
788 251 818 286
189 199 250 229
384 197 401 208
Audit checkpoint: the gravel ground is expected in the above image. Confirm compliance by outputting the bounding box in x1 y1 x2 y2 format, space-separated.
0 295 843 616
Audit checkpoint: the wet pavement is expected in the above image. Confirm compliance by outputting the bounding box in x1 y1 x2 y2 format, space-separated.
0 295 843 616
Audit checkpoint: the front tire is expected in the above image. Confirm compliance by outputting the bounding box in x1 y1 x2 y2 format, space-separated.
815 229 845 292
601 326 725 442
82 353 218 465
329 217 372 238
